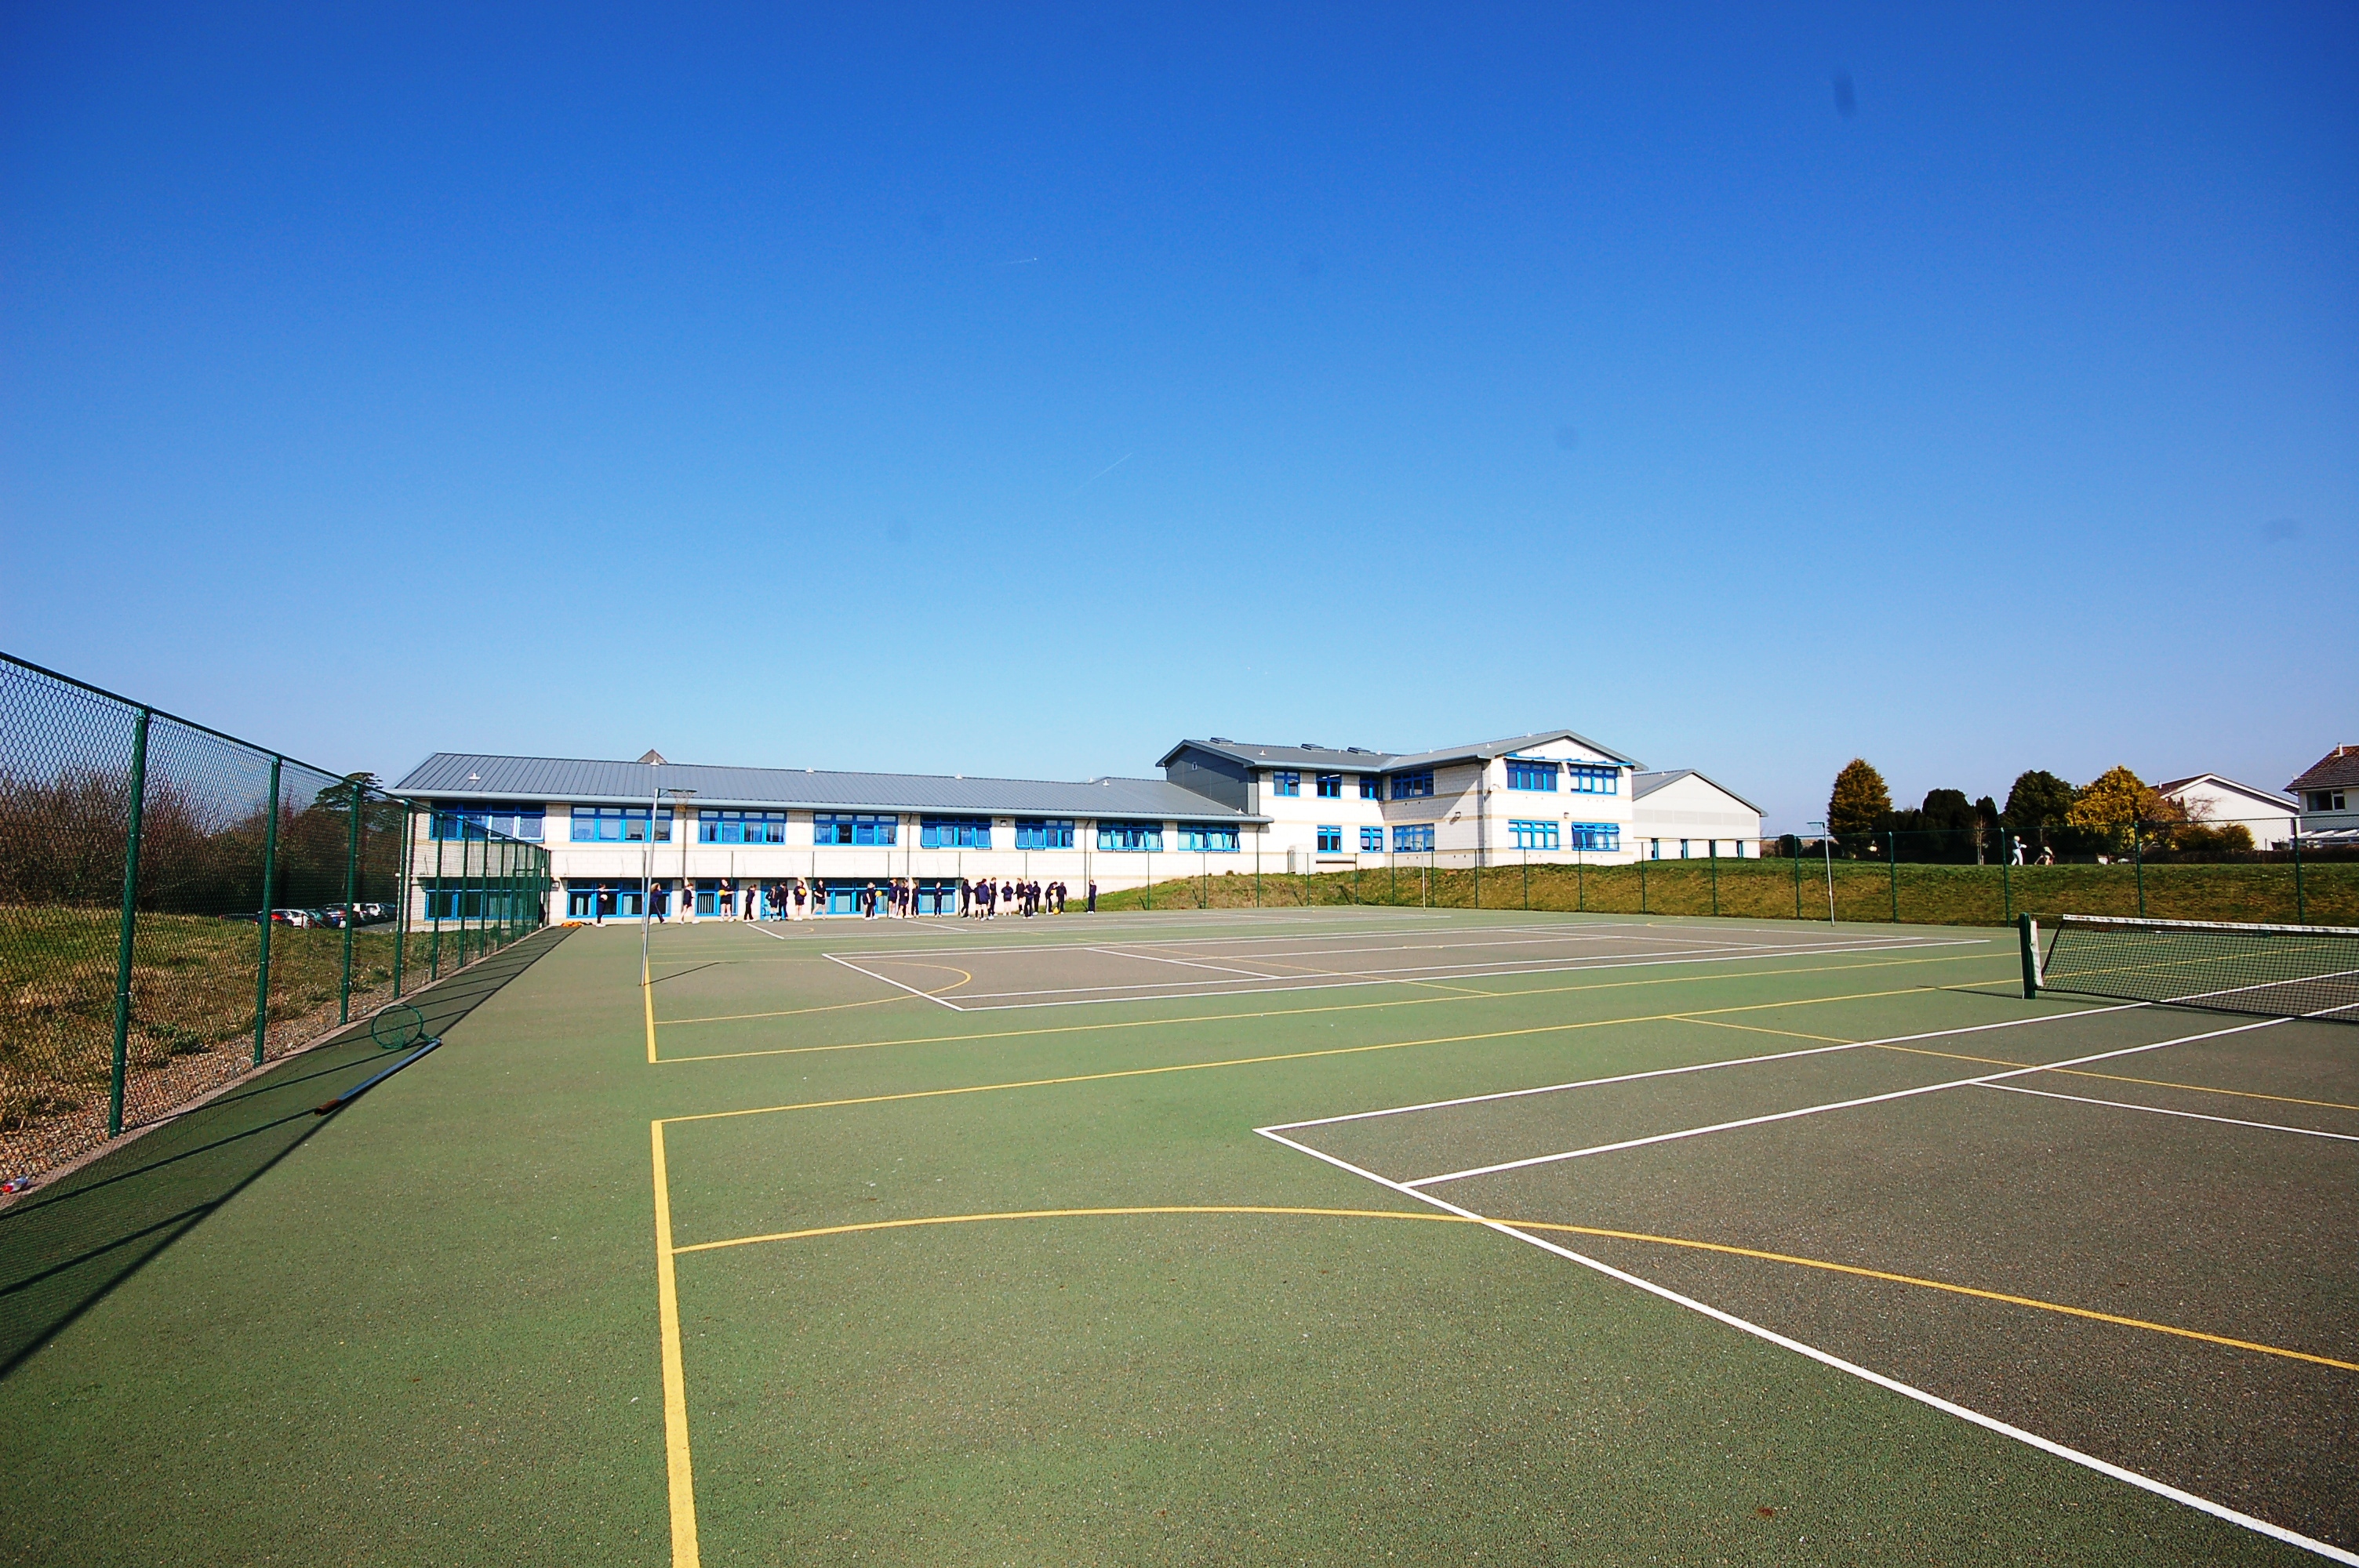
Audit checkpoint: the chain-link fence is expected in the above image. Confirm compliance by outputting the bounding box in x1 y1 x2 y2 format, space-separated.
1096 815 2354 927
1 652 551 1190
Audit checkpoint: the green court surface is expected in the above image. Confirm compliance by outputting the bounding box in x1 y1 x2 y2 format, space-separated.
3 909 2354 1566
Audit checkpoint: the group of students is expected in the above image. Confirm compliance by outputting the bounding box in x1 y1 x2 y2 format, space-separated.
604 875 1097 924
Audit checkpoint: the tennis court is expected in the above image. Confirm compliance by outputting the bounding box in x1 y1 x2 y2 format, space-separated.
4 906 2354 1565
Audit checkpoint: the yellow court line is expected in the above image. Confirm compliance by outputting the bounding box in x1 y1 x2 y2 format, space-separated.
1512 1221 2359 1374
650 948 2016 1063
1670 1015 1852 1046
663 1202 2359 1374
1874 1043 2359 1114
657 978 2038 1127
649 1123 701 1568
663 993 918 1027
645 979 659 1065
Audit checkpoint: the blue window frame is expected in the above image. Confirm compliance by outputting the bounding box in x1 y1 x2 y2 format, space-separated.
1014 818 1074 850
556 879 644 920
1315 774 1343 798
1359 775 1380 800
813 813 897 847
1506 760 1559 792
1569 822 1620 852
1270 771 1300 797
1316 826 1343 854
921 816 993 849
1098 820 1164 852
1390 771 1434 800
570 806 668 843
1178 825 1239 851
1568 765 1619 794
1360 826 1384 851
699 809 787 844
1509 819 1560 851
431 804 544 841
1393 824 1435 853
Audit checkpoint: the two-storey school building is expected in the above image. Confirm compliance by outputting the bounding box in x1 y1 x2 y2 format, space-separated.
392 729 1762 920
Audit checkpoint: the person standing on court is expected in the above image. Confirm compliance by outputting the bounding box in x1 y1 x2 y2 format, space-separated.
1087 879 1096 913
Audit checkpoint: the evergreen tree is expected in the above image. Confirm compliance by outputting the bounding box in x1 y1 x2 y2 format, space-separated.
2003 770 2074 829
1827 759 1891 845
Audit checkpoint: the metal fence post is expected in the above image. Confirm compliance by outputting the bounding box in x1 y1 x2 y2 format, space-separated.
1710 842 1719 916
1791 839 1802 918
337 779 362 1022
253 755 282 1065
391 799 412 997
1473 850 1481 909
1576 845 1585 912
2001 840 2012 925
1522 848 1529 909
2292 829 2306 924
428 815 445 978
1638 854 1648 913
107 706 152 1138
2132 819 2146 917
1887 833 1899 924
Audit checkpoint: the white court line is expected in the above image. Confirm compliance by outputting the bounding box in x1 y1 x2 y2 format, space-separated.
941 937 2001 1011
1405 1017 2291 1188
822 952 965 1011
1249 1125 2359 1566
745 921 790 942
1264 1001 2145 1134
1979 1081 2359 1144
1087 946 1285 980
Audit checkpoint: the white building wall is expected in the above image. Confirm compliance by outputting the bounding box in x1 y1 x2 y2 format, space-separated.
2159 778 2295 849
1631 775 1763 861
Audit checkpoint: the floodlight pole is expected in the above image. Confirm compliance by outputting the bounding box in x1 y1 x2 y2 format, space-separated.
1810 819 1836 924
671 788 697 921
641 763 661 987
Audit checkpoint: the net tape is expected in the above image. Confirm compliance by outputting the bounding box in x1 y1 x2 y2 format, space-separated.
2040 914 2359 1024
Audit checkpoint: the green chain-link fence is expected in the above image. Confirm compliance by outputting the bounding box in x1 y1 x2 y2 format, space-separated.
1 652 550 1191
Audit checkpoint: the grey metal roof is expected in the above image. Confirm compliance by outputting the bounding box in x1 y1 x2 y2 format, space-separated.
1159 729 1641 774
1631 769 1765 815
394 753 1259 822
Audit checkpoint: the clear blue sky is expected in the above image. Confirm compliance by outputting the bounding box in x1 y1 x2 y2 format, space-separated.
4 3 2351 826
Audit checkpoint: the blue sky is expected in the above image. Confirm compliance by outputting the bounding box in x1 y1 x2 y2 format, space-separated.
3 3 2351 826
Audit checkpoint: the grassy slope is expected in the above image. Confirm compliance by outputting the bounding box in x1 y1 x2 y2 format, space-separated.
1098 857 2357 927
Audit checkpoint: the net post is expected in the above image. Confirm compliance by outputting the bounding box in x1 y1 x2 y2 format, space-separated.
253 754 282 1065
107 706 151 1138
2017 913 2045 997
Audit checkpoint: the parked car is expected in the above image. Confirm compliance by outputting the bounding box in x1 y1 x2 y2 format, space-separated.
216 911 265 924
269 908 318 927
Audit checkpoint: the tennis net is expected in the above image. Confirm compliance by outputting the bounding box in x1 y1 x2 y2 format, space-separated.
2029 913 2359 1022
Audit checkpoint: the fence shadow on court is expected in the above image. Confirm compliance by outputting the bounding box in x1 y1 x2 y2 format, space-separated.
0 926 570 1379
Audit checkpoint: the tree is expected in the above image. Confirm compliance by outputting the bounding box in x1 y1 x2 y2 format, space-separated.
2003 770 2075 830
1918 788 1979 863
1827 759 1891 847
2066 766 2172 829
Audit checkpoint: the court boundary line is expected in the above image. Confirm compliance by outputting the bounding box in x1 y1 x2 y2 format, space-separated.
1266 1002 2144 1134
1250 1126 2359 1566
1978 1080 2359 1143
649 1122 701 1568
823 952 963 1011
1401 1016 2289 1189
648 948 2019 1062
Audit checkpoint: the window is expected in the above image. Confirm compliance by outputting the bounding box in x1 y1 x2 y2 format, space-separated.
1390 771 1434 800
1567 765 1618 794
431 804 544 840
1317 826 1343 854
1360 826 1384 851
1014 818 1073 850
1359 775 1380 800
570 806 668 842
2310 789 2348 811
1569 822 1620 852
1393 824 1434 853
1509 819 1559 851
1315 774 1343 798
813 813 897 847
699 809 787 844
1098 821 1164 852
1506 760 1558 792
921 816 992 849
1270 771 1300 797
1178 825 1238 851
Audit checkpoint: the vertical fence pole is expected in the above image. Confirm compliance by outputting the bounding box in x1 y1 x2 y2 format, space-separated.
1791 838 1802 918
252 755 282 1065
2292 829 2306 924
1887 833 1899 925
1522 848 1529 909
2132 820 2146 918
107 707 152 1138
1576 844 1585 912
391 798 413 999
428 811 445 978
2001 837 2012 925
338 780 362 1022
1710 842 1719 916
1638 854 1648 914
1473 850 1481 909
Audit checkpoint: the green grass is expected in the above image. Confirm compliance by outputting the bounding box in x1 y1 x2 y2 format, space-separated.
1097 856 2356 927
1 911 2337 1566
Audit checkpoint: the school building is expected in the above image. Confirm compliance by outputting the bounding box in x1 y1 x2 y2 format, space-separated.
392 729 1761 920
